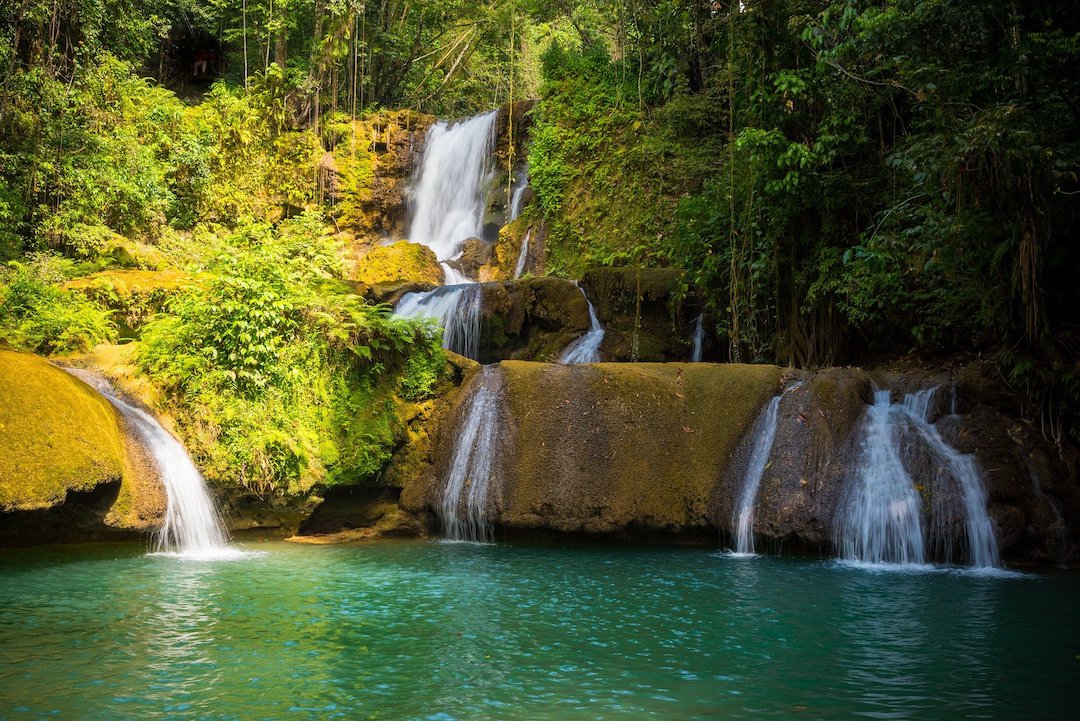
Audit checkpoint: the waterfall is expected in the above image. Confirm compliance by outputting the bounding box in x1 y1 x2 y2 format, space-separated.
836 387 999 568
395 284 483 360
690 314 704 362
408 110 497 264
513 228 531 279
439 367 501 542
895 388 999 568
836 390 927 565
731 382 801 555
396 110 497 354
560 286 605 364
509 170 529 221
64 369 236 559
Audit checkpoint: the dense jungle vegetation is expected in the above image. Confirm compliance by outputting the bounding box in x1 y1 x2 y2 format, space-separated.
1 0 1078 495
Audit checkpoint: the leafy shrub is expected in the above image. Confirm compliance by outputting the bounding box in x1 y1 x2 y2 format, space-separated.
0 256 114 354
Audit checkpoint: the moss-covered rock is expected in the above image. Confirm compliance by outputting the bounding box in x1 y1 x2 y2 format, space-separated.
352 241 443 287
64 269 195 338
401 361 782 539
0 350 163 543
478 219 535 282
0 350 128 511
330 110 436 239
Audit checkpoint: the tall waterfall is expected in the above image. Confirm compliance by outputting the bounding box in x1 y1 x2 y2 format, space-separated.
836 387 999 567
836 390 927 565
690 314 704 362
395 284 483 359
560 286 605 364
439 367 501 542
395 110 499 359
513 228 531 279
65 369 235 559
731 381 801 555
408 110 498 265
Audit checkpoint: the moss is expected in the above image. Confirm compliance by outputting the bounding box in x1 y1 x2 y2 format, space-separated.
352 241 443 286
495 361 782 533
0 350 127 511
64 269 196 337
332 110 436 239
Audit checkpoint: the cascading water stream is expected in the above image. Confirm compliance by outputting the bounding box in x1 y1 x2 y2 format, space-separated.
731 381 801 555
896 388 999 568
836 390 927 565
560 286 605 364
407 111 497 264
513 228 531 279
690 314 704 362
438 366 501 542
509 170 529 222
64 369 236 559
395 284 483 359
394 110 500 359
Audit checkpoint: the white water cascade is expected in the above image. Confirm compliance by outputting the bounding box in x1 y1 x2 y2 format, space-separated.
690 314 705 362
836 390 927 565
408 110 498 265
395 284 483 360
896 388 999 568
836 387 999 567
731 381 801 555
65 369 236 559
509 170 529 221
395 110 500 359
513 228 531 279
439 367 501 542
560 286 605 364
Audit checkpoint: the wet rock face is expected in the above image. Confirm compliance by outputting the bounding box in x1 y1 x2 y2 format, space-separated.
401 362 783 538
581 268 692 362
445 237 494 280
476 277 591 363
946 403 1080 565
733 369 874 553
394 360 1078 565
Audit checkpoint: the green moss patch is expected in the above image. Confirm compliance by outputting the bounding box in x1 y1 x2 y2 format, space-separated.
497 361 782 534
353 242 443 287
0 350 127 511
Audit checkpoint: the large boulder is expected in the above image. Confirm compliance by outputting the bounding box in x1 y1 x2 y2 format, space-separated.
0 350 162 543
353 241 443 289
402 361 782 539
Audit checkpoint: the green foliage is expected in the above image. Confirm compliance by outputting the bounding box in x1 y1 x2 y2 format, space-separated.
0 255 114 354
137 218 444 495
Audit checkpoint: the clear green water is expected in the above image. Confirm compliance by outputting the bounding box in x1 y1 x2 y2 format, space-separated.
1 541 1077 721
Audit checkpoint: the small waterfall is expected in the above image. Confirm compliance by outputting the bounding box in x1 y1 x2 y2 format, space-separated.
896 388 999 568
65 369 235 559
731 381 801 555
439 367 501 542
836 390 927 565
690 314 704 362
509 170 529 221
408 110 497 263
513 228 531 279
560 286 605 364
394 284 483 360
